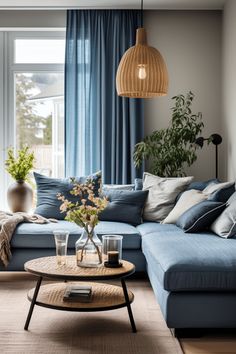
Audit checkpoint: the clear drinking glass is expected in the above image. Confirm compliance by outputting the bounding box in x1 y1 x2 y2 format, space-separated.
53 230 69 266
102 235 123 265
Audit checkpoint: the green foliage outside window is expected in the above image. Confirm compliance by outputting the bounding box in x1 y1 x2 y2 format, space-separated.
16 74 52 148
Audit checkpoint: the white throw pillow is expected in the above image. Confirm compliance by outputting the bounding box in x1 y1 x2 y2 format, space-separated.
142 173 193 222
162 189 208 224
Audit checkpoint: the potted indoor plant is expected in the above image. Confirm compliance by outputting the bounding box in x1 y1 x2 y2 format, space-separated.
133 91 204 177
5 146 35 212
58 175 108 268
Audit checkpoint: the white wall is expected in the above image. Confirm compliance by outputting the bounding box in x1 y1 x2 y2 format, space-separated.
222 0 236 181
144 11 222 180
0 10 66 27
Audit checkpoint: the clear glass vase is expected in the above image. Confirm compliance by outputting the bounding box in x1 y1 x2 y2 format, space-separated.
75 228 102 268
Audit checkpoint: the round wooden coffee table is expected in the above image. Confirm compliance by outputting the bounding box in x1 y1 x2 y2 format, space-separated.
24 256 136 332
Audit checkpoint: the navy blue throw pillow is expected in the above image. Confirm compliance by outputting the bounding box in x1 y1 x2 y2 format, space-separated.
99 190 148 226
34 171 101 220
208 183 235 203
175 179 220 203
176 201 226 233
188 179 219 191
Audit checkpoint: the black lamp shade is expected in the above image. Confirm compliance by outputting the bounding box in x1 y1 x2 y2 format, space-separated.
210 134 222 145
195 133 222 179
195 137 204 148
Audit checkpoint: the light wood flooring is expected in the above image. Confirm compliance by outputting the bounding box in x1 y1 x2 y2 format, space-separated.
180 330 236 354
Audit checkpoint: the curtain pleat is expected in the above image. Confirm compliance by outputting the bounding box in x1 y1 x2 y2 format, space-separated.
65 10 144 183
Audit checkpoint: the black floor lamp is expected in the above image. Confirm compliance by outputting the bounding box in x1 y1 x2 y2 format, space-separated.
195 133 222 179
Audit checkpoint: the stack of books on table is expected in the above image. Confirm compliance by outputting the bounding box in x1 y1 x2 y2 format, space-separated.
63 285 92 303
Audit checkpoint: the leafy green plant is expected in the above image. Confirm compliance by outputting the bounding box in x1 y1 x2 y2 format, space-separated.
133 91 204 177
5 146 35 181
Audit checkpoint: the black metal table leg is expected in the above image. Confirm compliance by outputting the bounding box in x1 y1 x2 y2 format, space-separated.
121 278 137 333
24 276 42 330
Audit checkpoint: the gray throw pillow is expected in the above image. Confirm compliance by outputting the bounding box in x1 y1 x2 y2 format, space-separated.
142 173 193 222
34 171 102 220
211 196 236 238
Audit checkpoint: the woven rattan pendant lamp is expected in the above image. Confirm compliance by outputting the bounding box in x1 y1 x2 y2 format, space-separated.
116 0 168 98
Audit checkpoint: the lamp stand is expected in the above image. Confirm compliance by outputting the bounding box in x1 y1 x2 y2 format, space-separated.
215 144 218 179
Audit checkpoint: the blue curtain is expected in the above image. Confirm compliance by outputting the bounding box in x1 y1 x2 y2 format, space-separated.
65 10 144 183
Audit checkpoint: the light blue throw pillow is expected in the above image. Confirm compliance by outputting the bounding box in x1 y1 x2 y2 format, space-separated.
176 201 226 233
34 171 101 220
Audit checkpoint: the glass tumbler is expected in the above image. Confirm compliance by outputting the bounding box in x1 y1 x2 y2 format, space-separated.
102 235 123 266
53 230 69 266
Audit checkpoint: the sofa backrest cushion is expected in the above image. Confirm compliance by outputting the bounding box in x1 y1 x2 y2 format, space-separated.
102 184 134 193
134 178 143 191
34 171 101 220
99 190 148 226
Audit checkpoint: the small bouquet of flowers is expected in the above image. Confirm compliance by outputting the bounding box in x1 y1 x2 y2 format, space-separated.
58 175 108 266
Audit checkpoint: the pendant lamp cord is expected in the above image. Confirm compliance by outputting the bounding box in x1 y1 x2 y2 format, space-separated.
141 0 144 27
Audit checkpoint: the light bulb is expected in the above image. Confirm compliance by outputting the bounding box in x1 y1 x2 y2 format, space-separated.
137 64 147 80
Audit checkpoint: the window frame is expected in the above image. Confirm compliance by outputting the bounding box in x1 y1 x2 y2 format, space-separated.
0 30 66 209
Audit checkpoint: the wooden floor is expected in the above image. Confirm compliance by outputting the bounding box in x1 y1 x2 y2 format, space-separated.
180 330 236 354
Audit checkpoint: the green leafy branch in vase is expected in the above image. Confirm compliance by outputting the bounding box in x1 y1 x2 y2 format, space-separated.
5 146 35 181
133 91 204 177
58 176 108 263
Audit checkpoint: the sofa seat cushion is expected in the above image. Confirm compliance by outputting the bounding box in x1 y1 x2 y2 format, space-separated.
141 223 236 291
11 221 141 250
137 222 178 236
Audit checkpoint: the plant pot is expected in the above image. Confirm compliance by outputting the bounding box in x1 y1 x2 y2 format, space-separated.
7 180 33 213
75 228 102 268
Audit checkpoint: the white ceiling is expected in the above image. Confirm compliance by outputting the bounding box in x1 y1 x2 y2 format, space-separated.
0 0 226 10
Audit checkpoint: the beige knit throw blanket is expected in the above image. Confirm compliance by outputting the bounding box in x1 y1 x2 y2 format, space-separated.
0 211 57 267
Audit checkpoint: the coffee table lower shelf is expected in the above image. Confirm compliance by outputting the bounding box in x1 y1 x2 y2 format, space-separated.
28 282 134 312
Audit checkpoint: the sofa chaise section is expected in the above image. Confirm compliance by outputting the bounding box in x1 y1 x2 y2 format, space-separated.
139 222 236 328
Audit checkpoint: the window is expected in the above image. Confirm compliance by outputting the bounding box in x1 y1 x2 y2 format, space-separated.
12 33 65 178
0 31 65 207
15 72 64 177
14 39 65 63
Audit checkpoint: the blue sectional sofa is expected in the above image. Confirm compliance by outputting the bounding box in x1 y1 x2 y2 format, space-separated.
2 218 236 330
